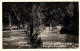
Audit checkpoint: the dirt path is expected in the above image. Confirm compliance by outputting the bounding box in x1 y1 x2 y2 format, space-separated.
3 30 31 49
3 27 78 48
40 27 78 48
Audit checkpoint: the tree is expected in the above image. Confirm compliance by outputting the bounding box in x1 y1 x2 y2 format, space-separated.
60 2 79 36
29 3 45 48
3 3 13 30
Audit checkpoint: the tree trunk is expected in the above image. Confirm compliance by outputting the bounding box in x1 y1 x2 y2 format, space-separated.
30 22 33 37
9 15 12 31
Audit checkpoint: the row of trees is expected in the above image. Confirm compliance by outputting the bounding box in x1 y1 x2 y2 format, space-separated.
3 2 79 47
3 2 45 48
44 2 79 36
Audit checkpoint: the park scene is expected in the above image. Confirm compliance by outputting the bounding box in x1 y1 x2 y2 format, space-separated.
2 2 79 48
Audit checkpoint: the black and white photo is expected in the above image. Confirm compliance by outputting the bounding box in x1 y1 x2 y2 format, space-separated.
2 2 79 49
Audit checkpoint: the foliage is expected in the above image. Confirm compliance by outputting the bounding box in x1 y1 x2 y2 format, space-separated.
3 2 79 47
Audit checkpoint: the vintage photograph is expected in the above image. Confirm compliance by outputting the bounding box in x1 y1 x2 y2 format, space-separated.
2 2 79 49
